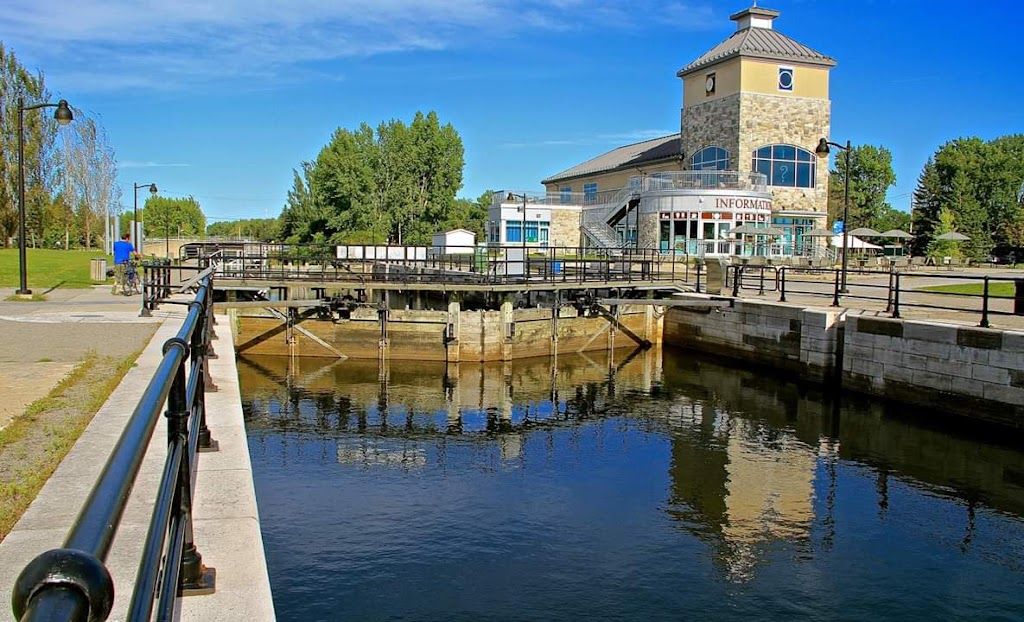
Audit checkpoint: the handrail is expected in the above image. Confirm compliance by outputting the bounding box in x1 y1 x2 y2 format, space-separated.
12 273 220 622
728 264 1024 327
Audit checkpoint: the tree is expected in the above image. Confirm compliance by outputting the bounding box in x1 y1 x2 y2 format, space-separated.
141 196 205 243
826 144 897 231
1 42 60 248
60 115 120 249
207 217 281 241
283 110 465 245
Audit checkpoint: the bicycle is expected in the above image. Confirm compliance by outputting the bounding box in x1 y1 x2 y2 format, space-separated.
124 259 142 296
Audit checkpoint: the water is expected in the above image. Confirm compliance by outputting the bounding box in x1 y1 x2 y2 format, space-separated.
238 348 1024 622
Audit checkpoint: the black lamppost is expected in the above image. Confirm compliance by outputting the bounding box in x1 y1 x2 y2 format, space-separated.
133 182 157 250
16 98 74 295
506 192 528 255
816 137 851 293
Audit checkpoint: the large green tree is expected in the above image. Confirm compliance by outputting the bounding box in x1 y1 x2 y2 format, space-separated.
282 110 465 245
141 196 205 241
912 135 1024 260
826 144 897 232
207 217 281 241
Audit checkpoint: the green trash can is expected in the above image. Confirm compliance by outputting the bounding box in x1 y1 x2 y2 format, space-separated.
473 244 488 273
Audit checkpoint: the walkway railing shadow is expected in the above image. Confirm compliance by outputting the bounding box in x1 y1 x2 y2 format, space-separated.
11 272 220 622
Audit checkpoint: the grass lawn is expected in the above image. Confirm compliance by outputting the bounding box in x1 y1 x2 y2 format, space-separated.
918 282 1015 298
0 248 109 290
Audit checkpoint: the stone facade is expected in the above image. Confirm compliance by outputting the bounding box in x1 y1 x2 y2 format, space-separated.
550 207 582 248
681 93 742 170
737 92 830 215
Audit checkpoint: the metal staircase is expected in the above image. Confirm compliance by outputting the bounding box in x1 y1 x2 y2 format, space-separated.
580 186 638 250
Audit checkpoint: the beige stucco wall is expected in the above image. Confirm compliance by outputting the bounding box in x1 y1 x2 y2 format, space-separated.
740 59 829 99
682 57 742 108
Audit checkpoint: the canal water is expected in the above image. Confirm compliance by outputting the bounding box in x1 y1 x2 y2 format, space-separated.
238 348 1024 622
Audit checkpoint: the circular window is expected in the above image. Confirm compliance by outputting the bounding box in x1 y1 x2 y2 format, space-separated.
778 68 794 91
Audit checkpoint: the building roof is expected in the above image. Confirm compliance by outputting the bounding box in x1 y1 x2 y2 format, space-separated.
677 23 835 78
541 134 682 185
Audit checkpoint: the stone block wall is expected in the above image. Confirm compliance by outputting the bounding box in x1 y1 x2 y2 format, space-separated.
843 316 1024 428
664 296 841 382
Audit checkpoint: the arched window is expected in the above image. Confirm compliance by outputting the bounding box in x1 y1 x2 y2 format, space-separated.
751 144 816 188
691 146 729 171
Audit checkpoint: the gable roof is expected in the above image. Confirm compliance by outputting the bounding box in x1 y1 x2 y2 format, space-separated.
542 134 682 185
677 26 835 78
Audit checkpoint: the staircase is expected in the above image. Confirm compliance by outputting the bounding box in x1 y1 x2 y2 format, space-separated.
580 186 638 250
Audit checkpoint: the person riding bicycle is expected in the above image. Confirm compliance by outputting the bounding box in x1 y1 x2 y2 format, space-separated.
112 233 136 295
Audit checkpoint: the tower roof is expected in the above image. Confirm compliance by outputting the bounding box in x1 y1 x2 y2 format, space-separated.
677 6 835 78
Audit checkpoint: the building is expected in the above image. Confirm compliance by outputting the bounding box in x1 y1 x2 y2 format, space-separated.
487 192 582 249
431 228 477 254
533 5 835 257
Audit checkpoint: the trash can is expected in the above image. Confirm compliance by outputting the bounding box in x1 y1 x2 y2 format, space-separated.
702 257 728 295
552 261 562 275
473 243 488 273
90 258 108 281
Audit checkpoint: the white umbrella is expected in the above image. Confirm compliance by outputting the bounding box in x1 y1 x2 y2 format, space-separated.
805 228 835 237
830 235 881 249
936 231 970 241
849 227 884 237
880 229 913 239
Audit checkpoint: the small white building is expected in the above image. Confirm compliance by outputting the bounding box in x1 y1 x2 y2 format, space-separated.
487 192 582 249
431 229 477 254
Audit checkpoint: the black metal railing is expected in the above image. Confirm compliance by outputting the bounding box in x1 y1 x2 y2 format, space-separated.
12 274 219 622
185 243 696 287
729 264 1024 327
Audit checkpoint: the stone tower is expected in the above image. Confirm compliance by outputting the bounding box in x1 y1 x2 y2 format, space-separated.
677 6 835 218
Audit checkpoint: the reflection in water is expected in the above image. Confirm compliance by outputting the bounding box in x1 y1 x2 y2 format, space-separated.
240 347 1024 621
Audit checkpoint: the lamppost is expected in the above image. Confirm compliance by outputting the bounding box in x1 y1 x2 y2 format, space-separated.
816 137 851 293
133 182 157 251
506 192 528 255
16 98 74 295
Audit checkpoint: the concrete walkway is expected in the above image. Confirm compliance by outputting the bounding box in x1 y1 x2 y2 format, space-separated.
0 288 275 621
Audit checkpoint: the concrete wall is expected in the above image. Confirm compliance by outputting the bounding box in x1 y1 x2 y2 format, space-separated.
843 316 1024 429
664 296 841 382
232 303 661 362
664 295 1024 428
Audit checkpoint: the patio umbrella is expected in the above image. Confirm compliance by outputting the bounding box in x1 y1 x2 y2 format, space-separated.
805 228 835 237
848 227 883 237
726 224 763 235
830 235 881 249
760 226 786 236
936 231 971 241
880 229 913 239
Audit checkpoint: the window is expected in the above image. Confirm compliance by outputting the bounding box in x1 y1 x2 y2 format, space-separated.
560 186 572 204
752 144 816 188
525 222 539 243
584 183 598 204
506 222 522 243
778 66 794 92
691 146 729 171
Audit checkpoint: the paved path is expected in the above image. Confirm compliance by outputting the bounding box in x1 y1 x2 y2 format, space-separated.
0 286 275 621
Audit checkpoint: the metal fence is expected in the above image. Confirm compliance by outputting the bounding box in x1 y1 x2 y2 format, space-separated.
12 273 219 621
728 265 1024 327
188 243 696 287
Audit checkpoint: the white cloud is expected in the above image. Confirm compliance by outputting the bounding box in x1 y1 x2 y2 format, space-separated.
0 0 718 92
120 160 191 168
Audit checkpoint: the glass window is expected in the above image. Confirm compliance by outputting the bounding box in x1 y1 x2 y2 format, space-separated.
751 144 816 188
560 187 572 204
525 222 539 243
506 222 522 243
584 183 597 204
691 146 729 171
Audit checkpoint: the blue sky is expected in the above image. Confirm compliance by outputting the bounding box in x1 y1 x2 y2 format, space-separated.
1 1 1021 224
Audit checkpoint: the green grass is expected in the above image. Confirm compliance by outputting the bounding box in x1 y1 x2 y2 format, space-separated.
918 282 1015 298
0 248 109 289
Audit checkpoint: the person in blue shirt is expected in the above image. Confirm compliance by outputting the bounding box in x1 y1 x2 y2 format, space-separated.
112 233 135 294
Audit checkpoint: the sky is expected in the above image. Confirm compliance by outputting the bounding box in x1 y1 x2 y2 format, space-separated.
1 0 1021 225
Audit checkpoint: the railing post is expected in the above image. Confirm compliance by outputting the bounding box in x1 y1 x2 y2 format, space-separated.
758 267 766 296
779 266 787 302
980 276 991 328
732 265 740 297
892 273 902 318
193 295 219 452
140 264 152 318
695 259 703 294
831 269 841 307
884 268 894 312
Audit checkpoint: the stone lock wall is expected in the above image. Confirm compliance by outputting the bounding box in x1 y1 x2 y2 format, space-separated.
843 316 1024 428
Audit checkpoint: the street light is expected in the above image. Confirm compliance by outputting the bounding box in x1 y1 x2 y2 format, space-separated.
506 192 528 256
133 182 157 251
16 98 74 295
816 137 851 293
